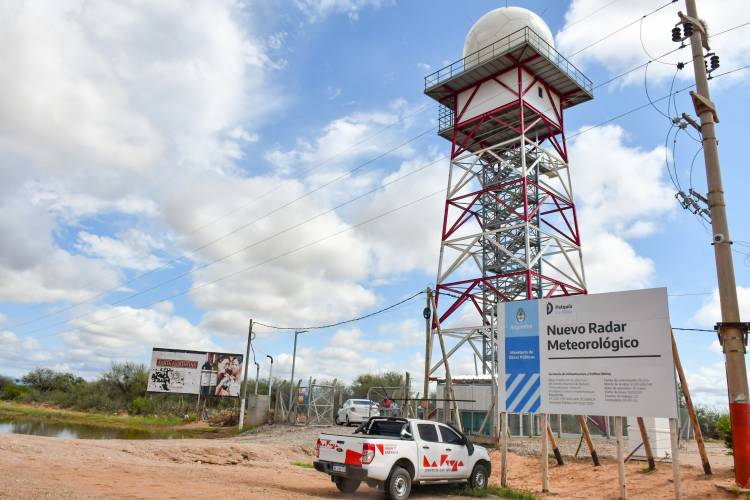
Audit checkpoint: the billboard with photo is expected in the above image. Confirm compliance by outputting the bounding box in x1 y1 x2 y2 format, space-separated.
147 348 244 397
498 288 678 418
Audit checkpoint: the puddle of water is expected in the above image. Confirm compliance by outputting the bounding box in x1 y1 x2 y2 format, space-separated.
0 417 190 440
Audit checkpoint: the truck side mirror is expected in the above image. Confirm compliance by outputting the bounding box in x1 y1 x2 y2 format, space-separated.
400 427 413 440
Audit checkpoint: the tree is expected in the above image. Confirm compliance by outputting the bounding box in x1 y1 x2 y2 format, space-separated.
99 362 148 402
22 368 84 392
349 372 404 400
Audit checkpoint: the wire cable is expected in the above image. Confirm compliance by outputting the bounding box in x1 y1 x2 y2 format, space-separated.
254 290 425 331
14 19 750 335
12 33 750 338
639 15 676 66
645 62 672 120
28 189 445 341
19 64 750 339
568 0 678 57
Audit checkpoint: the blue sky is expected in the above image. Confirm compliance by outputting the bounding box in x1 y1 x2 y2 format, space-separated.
0 0 748 408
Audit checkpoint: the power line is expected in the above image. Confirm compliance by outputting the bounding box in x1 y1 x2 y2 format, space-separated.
563 0 622 30
12 0 652 332
17 158 447 337
672 327 714 333
255 290 425 331
19 16 750 339
26 189 445 341
13 20 750 338
569 0 678 57
18 64 750 340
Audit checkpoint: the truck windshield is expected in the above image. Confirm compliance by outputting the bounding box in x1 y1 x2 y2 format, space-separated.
353 400 373 405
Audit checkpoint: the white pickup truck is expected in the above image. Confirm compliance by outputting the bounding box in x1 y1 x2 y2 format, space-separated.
314 417 491 499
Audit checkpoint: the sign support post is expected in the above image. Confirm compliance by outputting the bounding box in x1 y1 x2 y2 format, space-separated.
500 411 508 487
669 417 683 499
541 413 549 493
615 416 626 499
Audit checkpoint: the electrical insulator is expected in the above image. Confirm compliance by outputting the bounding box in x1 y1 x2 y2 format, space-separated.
710 55 720 70
683 22 694 37
671 27 682 42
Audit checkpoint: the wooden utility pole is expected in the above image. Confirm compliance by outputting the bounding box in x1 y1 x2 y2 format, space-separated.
429 290 462 432
423 288 432 417
681 0 749 485
239 319 254 430
671 332 712 474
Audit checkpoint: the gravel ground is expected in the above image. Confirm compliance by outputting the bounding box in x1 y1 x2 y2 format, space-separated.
0 423 739 499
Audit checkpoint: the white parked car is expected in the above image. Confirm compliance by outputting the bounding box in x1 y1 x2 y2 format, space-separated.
336 399 379 425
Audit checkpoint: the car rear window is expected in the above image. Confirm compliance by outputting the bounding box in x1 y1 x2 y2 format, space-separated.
368 420 406 437
353 400 372 405
417 423 439 442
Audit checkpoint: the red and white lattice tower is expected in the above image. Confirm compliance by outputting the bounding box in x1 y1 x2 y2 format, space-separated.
424 7 593 373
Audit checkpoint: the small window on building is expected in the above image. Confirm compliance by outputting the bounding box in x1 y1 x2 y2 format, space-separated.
538 86 544 98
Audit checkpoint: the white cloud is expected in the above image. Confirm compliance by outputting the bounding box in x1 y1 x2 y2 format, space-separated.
691 286 750 327
687 362 728 408
56 305 218 374
557 0 750 86
0 0 282 309
75 229 165 271
0 331 51 374
294 0 390 22
264 103 413 177
269 327 405 383
569 125 675 292
350 155 447 276
0 249 120 304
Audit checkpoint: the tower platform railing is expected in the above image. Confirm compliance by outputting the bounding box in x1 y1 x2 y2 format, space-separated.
424 26 593 97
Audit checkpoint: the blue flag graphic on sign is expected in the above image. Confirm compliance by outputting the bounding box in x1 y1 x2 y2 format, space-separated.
504 300 541 413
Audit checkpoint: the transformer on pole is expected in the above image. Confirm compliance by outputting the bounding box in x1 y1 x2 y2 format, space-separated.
423 7 593 376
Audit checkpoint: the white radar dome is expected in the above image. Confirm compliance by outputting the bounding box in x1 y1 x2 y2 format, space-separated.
463 6 554 58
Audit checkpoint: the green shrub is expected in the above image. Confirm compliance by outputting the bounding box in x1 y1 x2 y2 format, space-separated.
0 383 28 400
128 397 156 416
695 406 726 439
717 414 733 449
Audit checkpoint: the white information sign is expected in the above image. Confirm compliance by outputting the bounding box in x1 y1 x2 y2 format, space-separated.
498 288 678 418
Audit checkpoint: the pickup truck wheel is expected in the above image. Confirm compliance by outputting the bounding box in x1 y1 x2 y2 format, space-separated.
334 477 360 494
469 463 489 490
385 466 411 500
334 414 340 425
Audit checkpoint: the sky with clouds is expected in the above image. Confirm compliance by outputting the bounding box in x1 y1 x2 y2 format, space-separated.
1 0 749 409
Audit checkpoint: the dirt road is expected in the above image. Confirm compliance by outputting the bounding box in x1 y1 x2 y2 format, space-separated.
0 424 740 499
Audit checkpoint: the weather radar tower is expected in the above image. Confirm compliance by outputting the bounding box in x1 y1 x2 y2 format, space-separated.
424 7 593 374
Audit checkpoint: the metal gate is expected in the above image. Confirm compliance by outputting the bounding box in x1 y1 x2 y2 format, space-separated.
307 382 336 426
